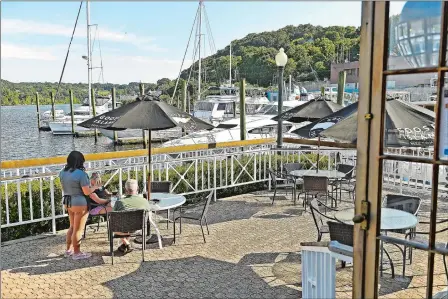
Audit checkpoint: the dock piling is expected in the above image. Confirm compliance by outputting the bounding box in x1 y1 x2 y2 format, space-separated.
69 89 75 135
337 71 346 105
35 92 41 130
239 79 246 141
111 87 118 144
50 91 55 121
140 83 147 148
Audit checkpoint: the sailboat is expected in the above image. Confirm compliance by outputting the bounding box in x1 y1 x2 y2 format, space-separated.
47 0 117 135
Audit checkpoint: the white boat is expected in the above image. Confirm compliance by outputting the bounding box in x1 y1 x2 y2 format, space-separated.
41 109 67 128
49 96 117 135
192 86 270 126
99 127 182 143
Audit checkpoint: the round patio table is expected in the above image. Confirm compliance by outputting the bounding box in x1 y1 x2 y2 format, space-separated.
334 207 418 230
134 193 186 246
290 169 346 179
335 207 418 279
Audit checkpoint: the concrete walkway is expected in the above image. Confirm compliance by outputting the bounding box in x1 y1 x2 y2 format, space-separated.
1 191 447 298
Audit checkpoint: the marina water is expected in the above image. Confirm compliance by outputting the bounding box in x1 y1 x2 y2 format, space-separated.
1 105 146 161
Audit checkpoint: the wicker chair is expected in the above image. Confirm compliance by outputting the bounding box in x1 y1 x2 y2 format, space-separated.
151 181 172 229
330 164 356 202
173 191 214 244
107 209 147 265
309 198 339 242
327 221 354 268
299 176 336 210
268 168 296 204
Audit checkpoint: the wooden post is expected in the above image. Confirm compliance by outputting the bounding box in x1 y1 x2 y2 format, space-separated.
239 79 246 141
69 89 75 135
337 71 346 105
140 83 147 148
35 92 41 129
111 87 118 144
90 88 97 142
50 91 55 121
233 101 237 118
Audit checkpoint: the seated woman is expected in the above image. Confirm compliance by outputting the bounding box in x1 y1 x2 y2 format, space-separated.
88 172 113 215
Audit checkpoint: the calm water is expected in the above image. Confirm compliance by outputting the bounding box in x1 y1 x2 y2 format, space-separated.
1 105 144 161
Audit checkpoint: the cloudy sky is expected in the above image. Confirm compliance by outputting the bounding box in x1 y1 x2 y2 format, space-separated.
1 1 406 84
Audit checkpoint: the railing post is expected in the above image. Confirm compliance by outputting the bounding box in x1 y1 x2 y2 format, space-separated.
50 177 57 234
17 182 23 223
118 168 123 197
214 156 217 201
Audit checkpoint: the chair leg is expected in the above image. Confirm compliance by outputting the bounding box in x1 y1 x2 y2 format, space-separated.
142 222 146 262
179 216 182 234
173 218 177 244
272 187 277 205
204 217 210 235
341 261 346 268
166 210 170 229
200 221 206 243
83 216 89 239
317 232 322 242
109 232 114 265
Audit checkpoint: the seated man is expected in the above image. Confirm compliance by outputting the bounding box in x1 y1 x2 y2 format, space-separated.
113 179 151 254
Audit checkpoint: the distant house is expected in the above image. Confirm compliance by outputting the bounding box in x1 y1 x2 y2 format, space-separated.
330 57 435 88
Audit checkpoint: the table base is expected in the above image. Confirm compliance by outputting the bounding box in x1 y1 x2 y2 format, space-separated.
134 234 163 244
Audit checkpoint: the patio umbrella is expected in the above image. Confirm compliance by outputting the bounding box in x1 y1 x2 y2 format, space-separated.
292 101 359 138
320 98 435 147
78 94 214 197
272 97 343 123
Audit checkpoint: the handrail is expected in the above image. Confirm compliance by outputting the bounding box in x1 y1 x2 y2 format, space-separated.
1 138 276 169
282 137 356 149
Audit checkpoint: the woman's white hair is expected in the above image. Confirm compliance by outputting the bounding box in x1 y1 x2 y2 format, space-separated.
125 179 138 193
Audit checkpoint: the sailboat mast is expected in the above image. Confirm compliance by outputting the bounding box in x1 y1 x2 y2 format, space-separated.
86 0 92 113
229 42 232 87
197 0 202 102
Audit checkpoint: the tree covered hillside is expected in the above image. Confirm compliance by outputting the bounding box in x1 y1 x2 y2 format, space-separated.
1 24 361 106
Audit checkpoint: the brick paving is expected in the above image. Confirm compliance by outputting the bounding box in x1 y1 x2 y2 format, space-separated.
1 190 447 298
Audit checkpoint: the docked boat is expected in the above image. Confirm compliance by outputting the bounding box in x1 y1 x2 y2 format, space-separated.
48 96 117 135
41 109 66 128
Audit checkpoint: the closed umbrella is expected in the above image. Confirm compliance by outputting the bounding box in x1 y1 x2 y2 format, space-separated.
272 97 343 123
320 98 435 147
78 94 215 197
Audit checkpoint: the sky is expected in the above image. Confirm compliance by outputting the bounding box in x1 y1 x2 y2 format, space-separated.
1 1 406 84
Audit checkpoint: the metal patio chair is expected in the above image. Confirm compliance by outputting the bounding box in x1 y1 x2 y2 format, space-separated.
330 164 356 202
173 190 214 244
309 198 339 242
298 176 336 210
268 168 296 204
151 181 172 229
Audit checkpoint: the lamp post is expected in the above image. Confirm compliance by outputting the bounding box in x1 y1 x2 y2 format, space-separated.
275 48 288 149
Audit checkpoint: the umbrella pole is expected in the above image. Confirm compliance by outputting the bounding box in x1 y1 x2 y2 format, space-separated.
147 129 152 200
317 136 321 173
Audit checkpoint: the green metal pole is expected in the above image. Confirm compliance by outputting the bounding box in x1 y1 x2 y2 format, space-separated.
90 88 97 142
50 91 55 121
337 71 346 105
239 79 246 141
35 92 41 130
69 89 75 135
111 87 118 144
140 83 147 148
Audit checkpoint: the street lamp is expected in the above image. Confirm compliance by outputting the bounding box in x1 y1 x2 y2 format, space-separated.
275 48 288 149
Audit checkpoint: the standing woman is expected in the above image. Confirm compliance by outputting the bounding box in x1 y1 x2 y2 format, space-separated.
59 151 98 260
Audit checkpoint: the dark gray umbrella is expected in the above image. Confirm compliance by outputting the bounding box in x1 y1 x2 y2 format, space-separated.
272 97 343 123
78 94 214 195
320 98 435 147
292 101 359 138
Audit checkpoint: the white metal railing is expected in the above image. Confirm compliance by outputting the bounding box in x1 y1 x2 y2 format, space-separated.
1 144 446 237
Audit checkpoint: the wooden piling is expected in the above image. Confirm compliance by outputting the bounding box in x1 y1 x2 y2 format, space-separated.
239 79 246 141
111 87 118 144
50 91 55 121
140 83 147 148
337 71 346 105
90 88 97 142
35 92 41 130
181 81 187 113
69 89 75 135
